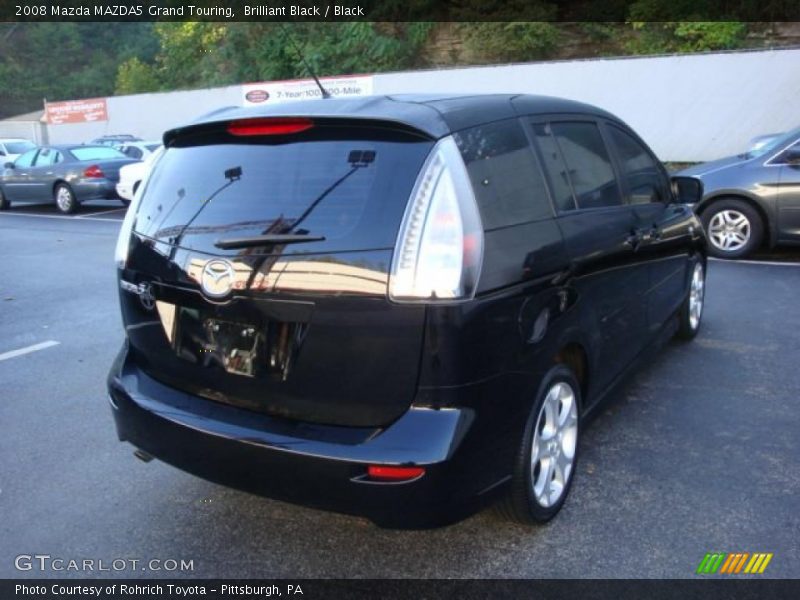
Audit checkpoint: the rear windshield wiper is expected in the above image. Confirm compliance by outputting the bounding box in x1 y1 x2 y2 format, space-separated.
214 234 325 250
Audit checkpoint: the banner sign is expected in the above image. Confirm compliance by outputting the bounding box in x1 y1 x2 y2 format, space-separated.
45 98 108 124
242 75 373 106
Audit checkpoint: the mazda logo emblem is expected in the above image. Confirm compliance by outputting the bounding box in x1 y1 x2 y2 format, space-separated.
137 282 155 311
200 259 235 298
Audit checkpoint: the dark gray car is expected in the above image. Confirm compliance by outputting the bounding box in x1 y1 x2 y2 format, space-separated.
0 145 137 214
677 126 800 258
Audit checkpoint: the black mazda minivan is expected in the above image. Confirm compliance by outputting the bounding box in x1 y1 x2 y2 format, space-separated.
108 94 706 527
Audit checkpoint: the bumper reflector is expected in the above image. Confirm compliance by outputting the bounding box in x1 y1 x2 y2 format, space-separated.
367 465 425 482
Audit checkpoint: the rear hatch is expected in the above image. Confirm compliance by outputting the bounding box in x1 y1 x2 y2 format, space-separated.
119 118 434 427
70 146 138 182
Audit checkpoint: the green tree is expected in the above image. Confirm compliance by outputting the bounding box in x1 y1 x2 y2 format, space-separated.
0 22 157 117
128 22 434 91
152 22 230 89
457 1 561 63
116 58 161 95
627 21 747 54
625 0 748 54
460 22 561 63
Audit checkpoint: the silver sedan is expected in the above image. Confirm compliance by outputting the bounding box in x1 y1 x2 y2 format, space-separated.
0 144 137 214
677 127 800 258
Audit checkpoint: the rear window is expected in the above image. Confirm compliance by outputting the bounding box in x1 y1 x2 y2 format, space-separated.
134 127 434 256
71 146 126 161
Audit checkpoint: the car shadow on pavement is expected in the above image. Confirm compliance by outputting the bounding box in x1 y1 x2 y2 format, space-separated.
4 200 126 217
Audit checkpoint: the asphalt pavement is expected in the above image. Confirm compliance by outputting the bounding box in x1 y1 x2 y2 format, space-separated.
1 201 798 578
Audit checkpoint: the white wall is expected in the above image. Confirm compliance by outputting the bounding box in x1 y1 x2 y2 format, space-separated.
24 47 800 162
373 48 800 161
43 84 242 145
0 120 46 144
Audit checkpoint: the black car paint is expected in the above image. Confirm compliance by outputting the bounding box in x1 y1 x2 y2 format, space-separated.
108 95 705 527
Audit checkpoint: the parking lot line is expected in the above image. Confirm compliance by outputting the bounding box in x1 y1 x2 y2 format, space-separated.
709 257 800 267
75 208 127 218
0 340 60 362
0 212 122 223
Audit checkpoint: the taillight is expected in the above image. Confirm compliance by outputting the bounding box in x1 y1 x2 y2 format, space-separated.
83 165 104 178
227 117 313 137
367 465 426 482
389 136 483 302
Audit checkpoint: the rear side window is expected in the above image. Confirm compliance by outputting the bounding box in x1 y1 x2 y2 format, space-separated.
34 148 57 166
606 125 670 205
531 123 576 212
550 122 621 209
454 119 552 230
14 149 37 167
134 127 434 255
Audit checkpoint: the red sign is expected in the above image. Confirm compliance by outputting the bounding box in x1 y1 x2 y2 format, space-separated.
245 89 270 103
46 98 108 125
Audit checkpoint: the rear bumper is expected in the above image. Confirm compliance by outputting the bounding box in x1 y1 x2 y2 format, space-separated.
74 179 119 200
106 344 485 528
116 181 134 201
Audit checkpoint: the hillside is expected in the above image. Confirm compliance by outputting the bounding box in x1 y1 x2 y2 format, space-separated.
1 21 798 119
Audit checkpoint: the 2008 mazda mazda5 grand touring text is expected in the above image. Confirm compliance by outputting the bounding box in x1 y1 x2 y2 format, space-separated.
107 94 707 528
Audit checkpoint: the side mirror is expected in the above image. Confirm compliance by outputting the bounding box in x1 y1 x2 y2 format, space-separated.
670 176 703 204
4 162 15 169
781 145 800 165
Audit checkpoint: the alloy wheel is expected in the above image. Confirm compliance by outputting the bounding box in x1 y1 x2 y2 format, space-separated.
708 210 750 252
56 186 73 212
689 263 705 330
531 381 578 508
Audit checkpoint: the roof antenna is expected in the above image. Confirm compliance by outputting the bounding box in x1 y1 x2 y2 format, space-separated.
280 24 331 99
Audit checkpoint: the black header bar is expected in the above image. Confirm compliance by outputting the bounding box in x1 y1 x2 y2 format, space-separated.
3 0 800 22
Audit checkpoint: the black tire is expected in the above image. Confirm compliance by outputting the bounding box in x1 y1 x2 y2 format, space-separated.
54 183 78 214
497 364 581 524
700 198 763 259
0 186 9 210
676 260 705 341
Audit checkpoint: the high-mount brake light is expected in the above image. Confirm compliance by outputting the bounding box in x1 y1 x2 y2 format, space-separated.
227 118 314 137
389 136 484 302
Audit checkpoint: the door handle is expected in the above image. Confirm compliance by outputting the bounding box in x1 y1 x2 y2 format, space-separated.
639 229 658 243
645 226 663 242
624 230 643 248
627 227 662 248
